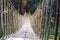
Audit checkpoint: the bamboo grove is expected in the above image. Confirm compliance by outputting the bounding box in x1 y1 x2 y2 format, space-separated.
0 0 19 38
39 0 60 40
0 0 60 40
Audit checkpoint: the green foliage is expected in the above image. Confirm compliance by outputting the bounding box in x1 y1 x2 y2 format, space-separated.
51 17 55 27
49 24 60 35
58 23 60 35
49 29 55 35
49 35 54 39
26 0 40 13
0 25 3 38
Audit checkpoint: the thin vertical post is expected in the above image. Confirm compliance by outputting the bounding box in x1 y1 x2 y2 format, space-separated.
41 1 44 40
12 5 14 33
4 0 7 36
12 6 14 33
47 0 53 40
16 10 18 31
14 10 16 32
14 8 16 32
6 0 9 35
11 5 13 33
44 6 48 40
54 0 59 40
8 3 10 34
9 3 11 34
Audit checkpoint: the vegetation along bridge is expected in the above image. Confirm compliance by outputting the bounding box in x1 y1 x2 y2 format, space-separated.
0 0 60 40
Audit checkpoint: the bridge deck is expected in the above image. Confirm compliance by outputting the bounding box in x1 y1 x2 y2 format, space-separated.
2 17 40 40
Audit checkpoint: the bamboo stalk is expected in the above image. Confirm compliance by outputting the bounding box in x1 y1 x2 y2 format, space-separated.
47 0 53 40
9 3 11 34
4 0 7 36
54 0 59 40
14 9 16 32
8 2 10 35
10 5 13 33
1 0 4 38
12 6 14 33
6 0 9 35
13 7 15 33
44 6 48 40
41 1 44 40
40 9 43 39
11 3 13 34
17 10 19 30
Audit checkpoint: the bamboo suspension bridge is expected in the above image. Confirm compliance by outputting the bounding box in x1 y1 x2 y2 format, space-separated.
0 0 60 40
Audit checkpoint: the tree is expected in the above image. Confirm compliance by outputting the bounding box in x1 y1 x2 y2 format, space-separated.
11 0 40 15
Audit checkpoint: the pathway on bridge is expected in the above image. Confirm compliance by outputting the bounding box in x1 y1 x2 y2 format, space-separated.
6 16 40 40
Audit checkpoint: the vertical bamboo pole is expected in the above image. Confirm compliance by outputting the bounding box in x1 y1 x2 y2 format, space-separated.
10 4 12 33
1 0 4 39
8 2 10 35
15 10 16 32
4 0 7 36
16 10 17 32
42 0 45 40
14 8 16 33
12 6 14 33
39 3 42 38
47 0 53 40
41 11 43 40
40 9 43 39
38 13 40 36
44 6 48 40
41 1 44 40
58 1 60 40
37 11 38 35
13 8 16 33
12 5 14 33
10 5 13 33
9 3 11 34
14 10 16 32
10 5 12 33
8 0 11 35
7 0 9 35
10 3 12 34
16 10 18 32
6 0 9 35
54 0 59 40
10 4 12 34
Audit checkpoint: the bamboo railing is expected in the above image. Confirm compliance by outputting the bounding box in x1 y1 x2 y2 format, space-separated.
0 0 19 39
